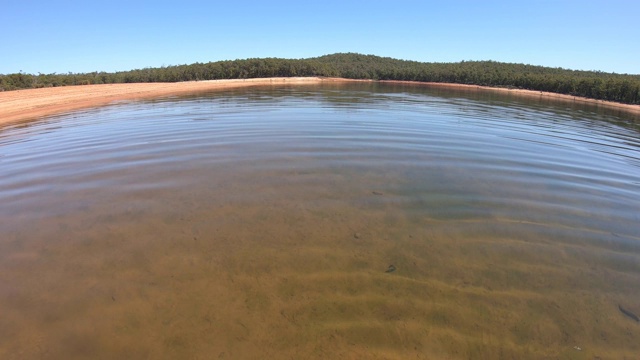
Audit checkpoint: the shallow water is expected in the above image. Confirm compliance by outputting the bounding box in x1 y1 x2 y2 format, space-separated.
1 83 639 359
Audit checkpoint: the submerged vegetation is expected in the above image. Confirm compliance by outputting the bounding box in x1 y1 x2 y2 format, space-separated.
1 53 639 104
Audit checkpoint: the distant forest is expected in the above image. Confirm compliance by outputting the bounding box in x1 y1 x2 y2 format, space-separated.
2 53 639 105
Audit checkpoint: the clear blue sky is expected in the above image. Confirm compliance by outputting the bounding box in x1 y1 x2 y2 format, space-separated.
2 0 638 75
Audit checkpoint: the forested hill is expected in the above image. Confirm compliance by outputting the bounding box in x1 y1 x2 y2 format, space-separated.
2 53 639 105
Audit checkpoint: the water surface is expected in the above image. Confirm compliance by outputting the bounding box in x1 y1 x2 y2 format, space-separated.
1 83 639 359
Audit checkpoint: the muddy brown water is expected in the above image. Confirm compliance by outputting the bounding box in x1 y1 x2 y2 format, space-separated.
1 83 639 359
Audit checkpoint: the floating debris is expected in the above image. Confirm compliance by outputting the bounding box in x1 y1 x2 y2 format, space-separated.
372 191 384 196
385 264 396 273
618 304 639 322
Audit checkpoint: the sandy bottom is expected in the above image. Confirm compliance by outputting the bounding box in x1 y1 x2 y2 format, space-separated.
1 166 639 359
1 78 639 127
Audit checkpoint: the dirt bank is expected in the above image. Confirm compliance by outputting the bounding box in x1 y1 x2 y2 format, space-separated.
1 77 638 127
0 77 339 126
378 80 640 116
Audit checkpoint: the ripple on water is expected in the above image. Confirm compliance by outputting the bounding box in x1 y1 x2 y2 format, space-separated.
1 83 639 358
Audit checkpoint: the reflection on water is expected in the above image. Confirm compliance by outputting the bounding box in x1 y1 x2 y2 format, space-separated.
1 83 639 358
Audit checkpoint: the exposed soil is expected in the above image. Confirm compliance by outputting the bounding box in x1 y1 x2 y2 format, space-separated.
1 77 639 127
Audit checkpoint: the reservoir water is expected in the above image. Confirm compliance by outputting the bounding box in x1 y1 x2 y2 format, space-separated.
1 82 639 358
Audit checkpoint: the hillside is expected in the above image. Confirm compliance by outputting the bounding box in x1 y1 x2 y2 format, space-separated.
2 53 639 105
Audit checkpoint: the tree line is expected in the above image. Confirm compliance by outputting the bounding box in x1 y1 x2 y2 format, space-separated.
2 53 639 105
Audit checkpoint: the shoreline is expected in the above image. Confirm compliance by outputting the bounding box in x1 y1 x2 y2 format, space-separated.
1 77 639 127
0 77 332 127
378 79 640 116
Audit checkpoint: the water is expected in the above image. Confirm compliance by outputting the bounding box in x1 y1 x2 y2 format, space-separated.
1 83 639 358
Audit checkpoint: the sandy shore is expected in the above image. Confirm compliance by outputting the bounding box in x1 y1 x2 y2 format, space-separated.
1 77 639 126
378 80 640 116
0 77 334 126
